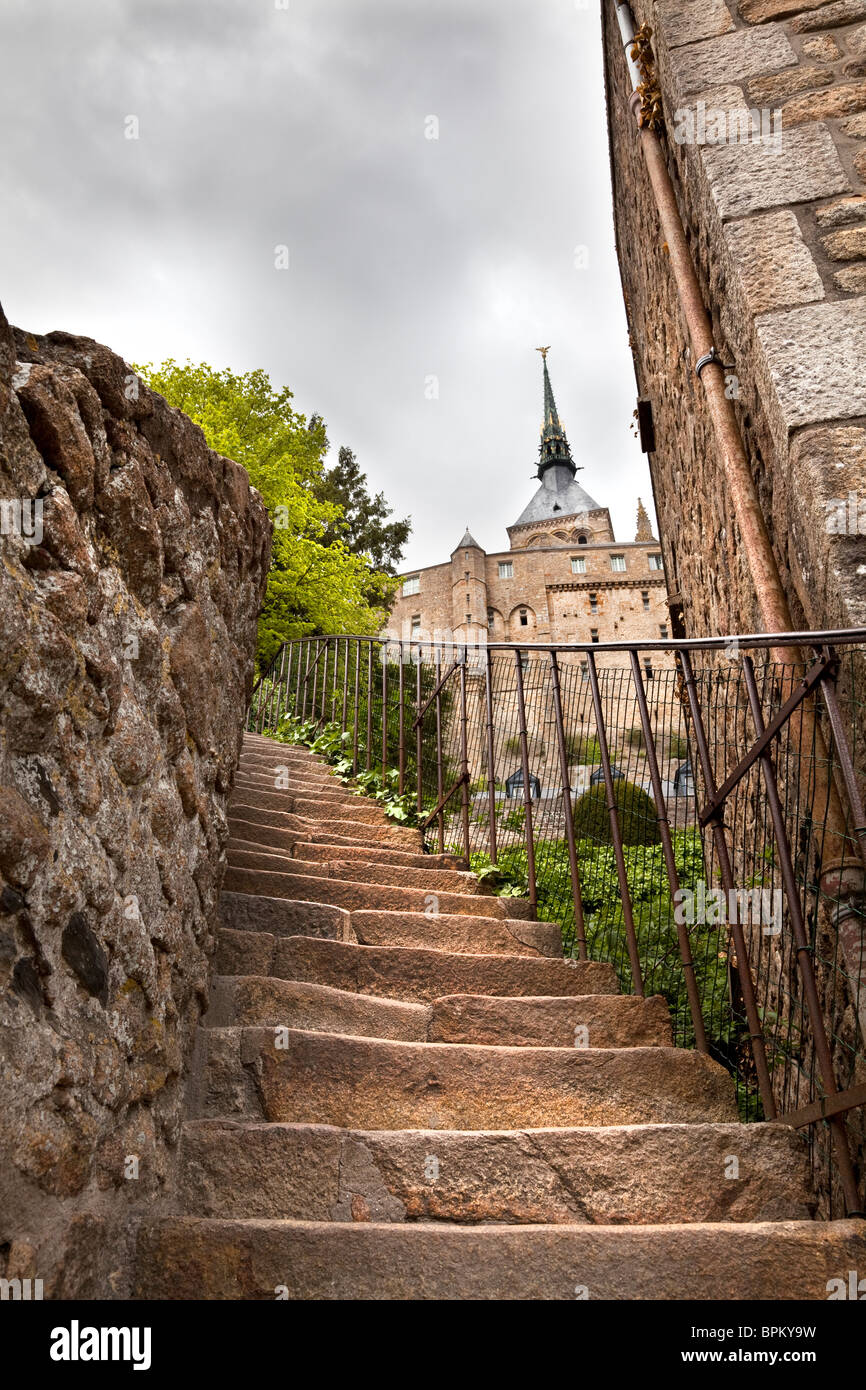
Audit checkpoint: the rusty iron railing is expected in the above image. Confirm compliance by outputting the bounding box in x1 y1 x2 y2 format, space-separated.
248 629 866 1219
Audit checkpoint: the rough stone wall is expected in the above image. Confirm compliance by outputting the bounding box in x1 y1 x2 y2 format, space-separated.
602 0 866 637
0 307 271 1295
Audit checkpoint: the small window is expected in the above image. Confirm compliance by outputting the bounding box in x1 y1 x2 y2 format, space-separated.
659 624 668 640
519 609 528 627
410 614 421 635
642 590 650 612
520 656 529 672
644 659 654 681
577 535 588 546
648 553 663 571
464 570 470 579
487 608 494 627
610 554 626 572
498 561 513 579
403 574 420 596
580 661 589 681
466 593 470 605
571 556 586 574
466 613 471 624
589 592 598 615
590 628 599 644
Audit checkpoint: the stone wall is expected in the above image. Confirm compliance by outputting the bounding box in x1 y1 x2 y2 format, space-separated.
0 307 271 1296
602 0 866 637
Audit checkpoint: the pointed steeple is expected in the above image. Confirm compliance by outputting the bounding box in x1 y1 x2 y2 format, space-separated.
536 347 578 481
635 498 655 541
453 526 481 552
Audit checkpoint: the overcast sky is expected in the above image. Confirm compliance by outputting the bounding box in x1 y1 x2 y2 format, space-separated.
0 0 653 572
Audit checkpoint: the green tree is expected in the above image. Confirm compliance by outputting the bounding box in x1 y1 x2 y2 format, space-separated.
317 445 411 575
135 360 399 668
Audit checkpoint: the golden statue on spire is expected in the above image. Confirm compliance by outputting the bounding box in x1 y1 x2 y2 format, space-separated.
536 345 551 359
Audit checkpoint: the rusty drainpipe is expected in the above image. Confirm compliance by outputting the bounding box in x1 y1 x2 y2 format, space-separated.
612 0 864 921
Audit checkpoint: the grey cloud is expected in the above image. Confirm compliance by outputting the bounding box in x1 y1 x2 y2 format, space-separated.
0 0 655 571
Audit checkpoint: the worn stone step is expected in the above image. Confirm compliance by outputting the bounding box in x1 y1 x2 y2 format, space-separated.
294 841 464 871
178 1119 814 1225
232 782 389 824
229 802 422 847
236 764 337 789
429 992 672 1047
217 932 618 1001
136 1217 866 1300
204 977 430 1039
349 909 557 957
229 812 426 858
218 891 355 941
226 843 486 896
221 865 533 923
204 1028 738 1128
203 977 669 1047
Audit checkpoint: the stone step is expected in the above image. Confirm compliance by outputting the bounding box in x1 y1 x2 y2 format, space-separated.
429 991 672 1047
228 812 428 858
204 976 670 1047
228 801 422 847
236 764 337 789
235 933 619 1002
229 817 461 870
232 781 389 824
136 1217 866 1300
226 843 486 896
204 977 430 1040
178 1119 814 1225
294 841 464 871
219 891 355 942
349 909 557 957
199 1027 738 1128
221 865 534 923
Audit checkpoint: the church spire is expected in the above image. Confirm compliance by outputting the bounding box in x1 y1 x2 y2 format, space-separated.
635 497 655 541
535 346 578 481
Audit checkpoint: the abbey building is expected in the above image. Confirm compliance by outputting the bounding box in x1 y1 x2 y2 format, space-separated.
385 351 671 653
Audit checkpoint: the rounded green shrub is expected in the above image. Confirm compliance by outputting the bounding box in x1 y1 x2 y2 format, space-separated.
572 779 661 847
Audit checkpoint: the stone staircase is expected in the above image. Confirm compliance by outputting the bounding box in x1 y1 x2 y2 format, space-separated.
134 733 866 1299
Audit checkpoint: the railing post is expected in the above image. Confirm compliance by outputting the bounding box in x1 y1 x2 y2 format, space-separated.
586 649 643 995
398 644 406 796
818 663 866 877
484 646 499 867
353 639 361 776
301 640 312 722
295 637 304 717
435 652 445 853
310 638 321 720
513 649 537 912
270 642 288 734
331 635 339 725
679 648 777 1117
341 638 349 734
320 638 330 724
382 642 388 780
742 655 861 1213
416 650 424 818
366 642 373 771
629 650 706 1046
549 651 587 961
459 656 471 865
